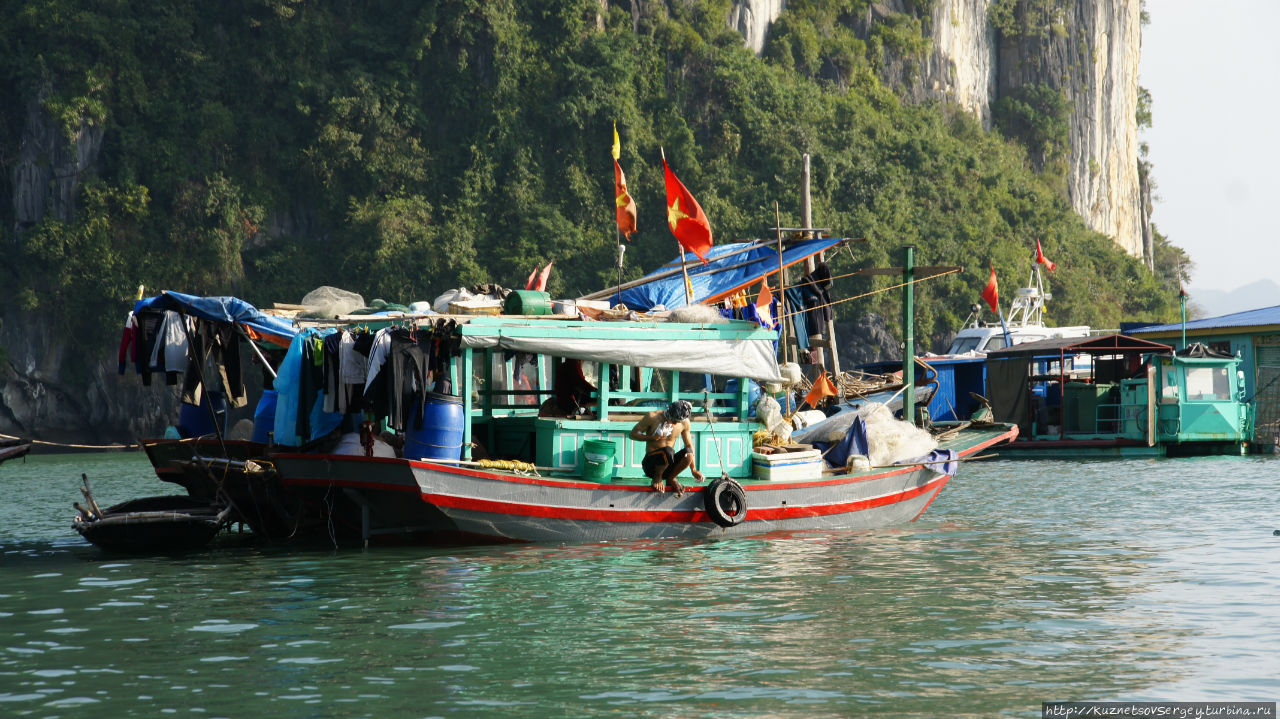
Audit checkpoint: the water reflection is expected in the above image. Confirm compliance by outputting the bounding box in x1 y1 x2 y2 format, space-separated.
2 454 1278 715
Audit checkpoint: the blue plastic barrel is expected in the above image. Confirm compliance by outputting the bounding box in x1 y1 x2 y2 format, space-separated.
177 390 228 439
725 379 763 417
404 393 465 461
251 390 278 444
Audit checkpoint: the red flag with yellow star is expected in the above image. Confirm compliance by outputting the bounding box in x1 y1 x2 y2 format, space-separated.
661 156 713 263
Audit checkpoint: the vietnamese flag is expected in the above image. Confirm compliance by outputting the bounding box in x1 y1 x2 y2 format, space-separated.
981 262 1000 314
1035 238 1056 272
661 154 713 263
804 372 840 409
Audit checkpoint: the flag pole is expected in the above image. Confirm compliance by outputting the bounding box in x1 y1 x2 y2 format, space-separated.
660 145 694 306
679 240 693 305
616 227 625 304
775 202 790 367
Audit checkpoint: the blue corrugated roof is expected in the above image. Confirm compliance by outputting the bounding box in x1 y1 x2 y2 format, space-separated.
1130 304 1280 334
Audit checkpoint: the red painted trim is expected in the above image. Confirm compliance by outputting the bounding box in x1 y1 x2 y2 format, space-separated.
954 426 1019 457
422 475 947 524
274 426 1017 497
910 475 952 520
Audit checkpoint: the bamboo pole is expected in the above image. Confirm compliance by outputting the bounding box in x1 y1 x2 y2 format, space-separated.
775 202 790 367
679 241 693 305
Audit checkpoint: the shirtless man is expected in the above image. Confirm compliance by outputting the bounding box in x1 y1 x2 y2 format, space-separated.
630 400 704 495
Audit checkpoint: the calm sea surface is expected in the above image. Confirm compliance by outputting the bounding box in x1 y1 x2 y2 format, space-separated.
1 451 1277 717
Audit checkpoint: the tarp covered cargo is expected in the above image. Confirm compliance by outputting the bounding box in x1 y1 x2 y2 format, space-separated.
134 291 297 346
606 237 845 311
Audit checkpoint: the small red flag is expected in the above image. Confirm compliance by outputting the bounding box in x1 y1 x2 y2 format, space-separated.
981 262 1000 315
755 280 774 329
614 159 637 240
534 261 554 292
525 268 538 291
1035 239 1057 272
804 373 840 409
662 155 713 263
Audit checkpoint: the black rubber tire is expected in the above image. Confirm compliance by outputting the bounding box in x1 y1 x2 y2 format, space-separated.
704 477 747 527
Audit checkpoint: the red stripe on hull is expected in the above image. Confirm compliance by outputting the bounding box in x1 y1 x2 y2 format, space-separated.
422 475 947 524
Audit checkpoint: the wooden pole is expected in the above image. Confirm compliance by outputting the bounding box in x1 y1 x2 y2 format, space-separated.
774 208 787 357
902 245 916 426
679 241 693 305
615 227 625 305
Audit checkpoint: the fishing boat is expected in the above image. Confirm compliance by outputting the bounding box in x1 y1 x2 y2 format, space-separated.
0 436 30 464
271 313 1016 543
983 335 1251 457
114 239 1016 545
72 474 231 552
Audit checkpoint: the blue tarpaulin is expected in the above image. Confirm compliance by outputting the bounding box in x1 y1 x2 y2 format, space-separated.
611 237 846 311
134 291 297 345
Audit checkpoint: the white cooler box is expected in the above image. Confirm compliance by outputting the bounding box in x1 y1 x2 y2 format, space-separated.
751 449 824 481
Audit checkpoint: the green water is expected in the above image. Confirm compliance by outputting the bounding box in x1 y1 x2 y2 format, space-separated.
1 452 1278 717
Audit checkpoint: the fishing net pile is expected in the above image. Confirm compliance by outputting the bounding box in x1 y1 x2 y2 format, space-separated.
793 404 937 467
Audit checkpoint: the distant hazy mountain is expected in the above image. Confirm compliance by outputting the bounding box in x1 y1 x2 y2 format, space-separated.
1190 279 1280 318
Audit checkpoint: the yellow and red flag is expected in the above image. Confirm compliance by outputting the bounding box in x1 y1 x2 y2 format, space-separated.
613 123 636 240
661 154 713 263
804 372 840 409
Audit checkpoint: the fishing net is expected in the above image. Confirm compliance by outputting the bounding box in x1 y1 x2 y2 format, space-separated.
299 286 366 318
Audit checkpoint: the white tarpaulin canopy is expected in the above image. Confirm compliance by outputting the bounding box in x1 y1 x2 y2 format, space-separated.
460 323 782 383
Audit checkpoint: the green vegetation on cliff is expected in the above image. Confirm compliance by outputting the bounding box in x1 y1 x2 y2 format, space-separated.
0 0 1187 352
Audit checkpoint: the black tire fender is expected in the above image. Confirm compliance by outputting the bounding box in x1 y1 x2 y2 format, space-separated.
703 477 747 527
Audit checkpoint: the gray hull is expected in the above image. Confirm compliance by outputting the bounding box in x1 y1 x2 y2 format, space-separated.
411 462 951 542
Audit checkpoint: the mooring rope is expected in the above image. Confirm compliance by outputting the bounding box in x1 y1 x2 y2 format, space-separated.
0 433 138 450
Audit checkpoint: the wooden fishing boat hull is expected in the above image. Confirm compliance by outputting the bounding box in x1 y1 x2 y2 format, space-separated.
141 439 267 497
409 424 1017 543
0 442 30 464
73 496 230 553
270 453 460 542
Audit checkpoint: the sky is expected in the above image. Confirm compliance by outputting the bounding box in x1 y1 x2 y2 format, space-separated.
1139 1 1280 292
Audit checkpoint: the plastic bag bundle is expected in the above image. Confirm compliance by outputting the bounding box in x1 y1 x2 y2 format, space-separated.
433 287 473 314
754 395 792 443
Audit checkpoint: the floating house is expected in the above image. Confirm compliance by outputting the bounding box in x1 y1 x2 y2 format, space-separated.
1128 305 1280 451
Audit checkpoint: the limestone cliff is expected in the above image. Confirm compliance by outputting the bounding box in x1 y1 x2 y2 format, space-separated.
730 0 786 56
728 0 1147 261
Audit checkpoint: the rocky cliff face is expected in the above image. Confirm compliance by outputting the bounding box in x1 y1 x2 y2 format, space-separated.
994 0 1144 258
729 0 786 56
2 90 177 445
729 0 1146 261
11 86 104 232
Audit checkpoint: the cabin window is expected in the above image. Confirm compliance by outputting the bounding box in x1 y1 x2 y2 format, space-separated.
982 336 1008 351
950 337 982 353
1183 367 1231 401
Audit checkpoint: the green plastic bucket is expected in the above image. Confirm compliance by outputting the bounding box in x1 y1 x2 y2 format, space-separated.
504 289 553 316
580 439 616 482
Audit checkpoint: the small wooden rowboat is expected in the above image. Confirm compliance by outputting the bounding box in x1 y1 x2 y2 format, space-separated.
72 474 231 552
